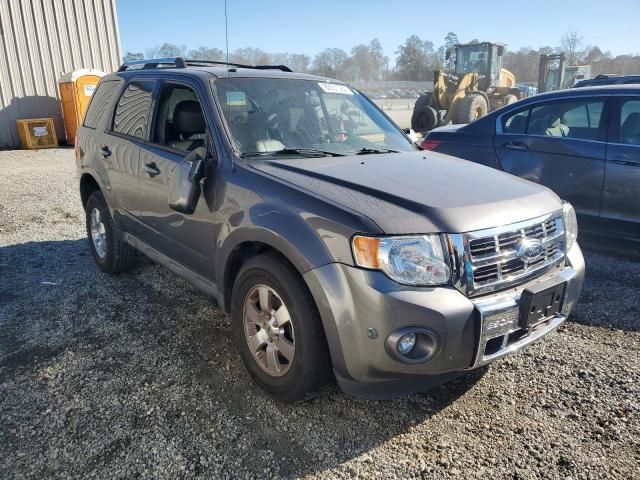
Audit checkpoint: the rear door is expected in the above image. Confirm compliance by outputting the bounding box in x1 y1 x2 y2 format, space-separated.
494 97 608 219
103 79 156 231
137 78 217 279
601 96 640 233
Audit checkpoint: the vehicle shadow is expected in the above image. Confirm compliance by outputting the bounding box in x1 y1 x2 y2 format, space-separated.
7 233 639 476
1 239 488 478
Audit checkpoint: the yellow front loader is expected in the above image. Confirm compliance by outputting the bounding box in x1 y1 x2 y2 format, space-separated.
412 42 523 132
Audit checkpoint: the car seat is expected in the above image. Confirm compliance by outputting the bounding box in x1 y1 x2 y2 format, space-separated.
621 112 640 145
170 100 206 151
544 115 569 137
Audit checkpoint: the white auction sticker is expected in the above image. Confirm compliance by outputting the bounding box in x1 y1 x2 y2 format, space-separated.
33 126 48 137
317 82 353 95
84 84 96 96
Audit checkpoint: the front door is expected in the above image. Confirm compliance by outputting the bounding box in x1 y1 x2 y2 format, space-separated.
494 97 608 220
601 96 640 235
137 79 217 279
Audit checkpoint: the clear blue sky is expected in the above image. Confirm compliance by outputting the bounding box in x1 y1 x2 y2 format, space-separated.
116 0 640 60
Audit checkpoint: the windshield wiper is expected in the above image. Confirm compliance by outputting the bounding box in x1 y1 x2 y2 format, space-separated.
242 147 345 158
351 147 399 155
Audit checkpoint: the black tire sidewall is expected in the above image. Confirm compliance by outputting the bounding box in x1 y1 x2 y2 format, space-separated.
85 191 119 272
230 256 327 400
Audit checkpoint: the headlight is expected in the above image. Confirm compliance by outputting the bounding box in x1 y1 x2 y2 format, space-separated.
352 235 450 286
562 202 578 251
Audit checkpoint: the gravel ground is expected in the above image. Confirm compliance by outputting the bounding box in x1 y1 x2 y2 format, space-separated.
1 148 639 479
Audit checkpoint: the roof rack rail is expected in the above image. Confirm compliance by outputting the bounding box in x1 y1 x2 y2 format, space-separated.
117 57 186 72
117 57 293 73
183 59 292 72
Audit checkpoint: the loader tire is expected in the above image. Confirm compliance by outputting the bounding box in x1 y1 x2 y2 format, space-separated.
411 93 438 132
453 94 488 124
502 94 518 107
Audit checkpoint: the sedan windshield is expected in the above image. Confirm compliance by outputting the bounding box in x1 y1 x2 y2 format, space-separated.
212 77 415 157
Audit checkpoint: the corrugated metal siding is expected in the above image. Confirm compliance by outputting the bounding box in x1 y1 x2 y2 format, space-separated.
0 0 121 148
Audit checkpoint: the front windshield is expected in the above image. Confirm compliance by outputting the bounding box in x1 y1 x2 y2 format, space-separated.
455 45 490 75
212 77 415 157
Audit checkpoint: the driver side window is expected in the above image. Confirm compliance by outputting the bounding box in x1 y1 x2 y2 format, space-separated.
153 83 207 152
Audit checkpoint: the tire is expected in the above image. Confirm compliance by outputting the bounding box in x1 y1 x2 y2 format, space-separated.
230 253 331 401
411 93 438 132
502 94 518 107
453 94 488 124
85 191 135 273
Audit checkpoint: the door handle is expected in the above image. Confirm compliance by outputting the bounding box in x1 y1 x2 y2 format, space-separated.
503 141 529 151
144 162 161 177
101 146 112 158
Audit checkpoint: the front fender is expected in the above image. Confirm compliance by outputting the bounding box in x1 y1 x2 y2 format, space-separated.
216 203 356 286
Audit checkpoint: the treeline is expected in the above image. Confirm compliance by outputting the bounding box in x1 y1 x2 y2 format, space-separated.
122 33 460 82
504 31 640 83
123 31 640 83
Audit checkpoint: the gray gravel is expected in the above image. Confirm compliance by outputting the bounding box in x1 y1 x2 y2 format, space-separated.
1 148 639 479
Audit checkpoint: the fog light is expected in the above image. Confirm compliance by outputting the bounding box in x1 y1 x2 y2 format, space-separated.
398 333 416 354
386 327 441 364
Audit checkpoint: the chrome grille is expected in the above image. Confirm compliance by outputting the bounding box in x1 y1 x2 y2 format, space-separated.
449 212 566 297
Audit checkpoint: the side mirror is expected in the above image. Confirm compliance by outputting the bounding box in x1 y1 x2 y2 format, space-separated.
168 147 206 214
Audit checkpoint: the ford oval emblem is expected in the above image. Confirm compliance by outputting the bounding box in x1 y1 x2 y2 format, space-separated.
516 238 544 262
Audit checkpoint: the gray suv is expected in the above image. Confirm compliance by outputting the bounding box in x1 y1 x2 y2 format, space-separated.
76 57 585 401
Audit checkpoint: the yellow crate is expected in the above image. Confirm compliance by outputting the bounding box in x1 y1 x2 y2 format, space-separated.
16 118 58 149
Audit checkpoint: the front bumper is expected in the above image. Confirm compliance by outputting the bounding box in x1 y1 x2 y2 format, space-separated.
303 243 585 399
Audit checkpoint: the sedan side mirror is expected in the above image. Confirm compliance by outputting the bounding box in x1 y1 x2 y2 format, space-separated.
168 147 206 214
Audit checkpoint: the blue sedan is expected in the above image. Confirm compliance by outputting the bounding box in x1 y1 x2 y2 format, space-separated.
421 85 640 239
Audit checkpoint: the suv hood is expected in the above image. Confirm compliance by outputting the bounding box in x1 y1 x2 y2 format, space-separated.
250 151 562 234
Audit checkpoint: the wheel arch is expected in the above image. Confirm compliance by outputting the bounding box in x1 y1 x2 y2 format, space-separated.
220 235 316 314
79 173 102 209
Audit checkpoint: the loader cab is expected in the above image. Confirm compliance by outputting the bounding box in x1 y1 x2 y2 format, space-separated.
450 42 505 90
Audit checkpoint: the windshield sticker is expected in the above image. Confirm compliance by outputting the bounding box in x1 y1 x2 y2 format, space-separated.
226 91 247 106
317 83 353 95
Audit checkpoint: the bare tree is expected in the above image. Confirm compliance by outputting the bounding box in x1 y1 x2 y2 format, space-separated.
287 54 311 73
188 46 224 61
123 52 144 62
311 48 348 79
145 43 187 59
561 31 584 64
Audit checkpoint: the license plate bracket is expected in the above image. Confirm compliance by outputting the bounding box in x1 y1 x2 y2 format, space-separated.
519 281 566 329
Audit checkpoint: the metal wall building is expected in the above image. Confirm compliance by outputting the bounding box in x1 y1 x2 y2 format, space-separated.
0 0 122 148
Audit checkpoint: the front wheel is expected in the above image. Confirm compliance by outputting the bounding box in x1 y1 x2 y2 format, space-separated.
230 253 331 401
453 94 488 124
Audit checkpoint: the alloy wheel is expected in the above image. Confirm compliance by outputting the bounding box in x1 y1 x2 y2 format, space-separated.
242 284 295 377
89 208 107 258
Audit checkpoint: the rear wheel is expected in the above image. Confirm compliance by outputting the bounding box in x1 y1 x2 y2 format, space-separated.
230 253 331 401
502 94 518 107
453 94 488 124
85 191 135 273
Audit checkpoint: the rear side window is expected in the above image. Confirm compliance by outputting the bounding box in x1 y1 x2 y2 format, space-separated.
619 99 640 145
83 80 121 129
502 99 605 141
112 81 155 139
